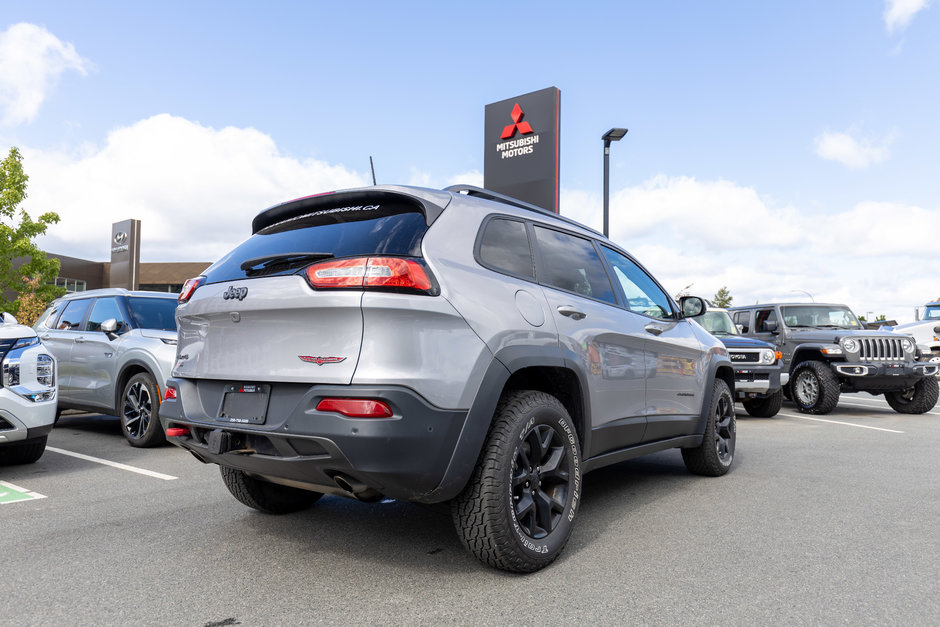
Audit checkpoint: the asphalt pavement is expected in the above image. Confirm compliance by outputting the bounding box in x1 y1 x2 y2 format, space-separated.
3 394 939 626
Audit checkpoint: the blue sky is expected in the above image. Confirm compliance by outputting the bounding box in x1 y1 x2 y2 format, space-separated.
1 1 938 321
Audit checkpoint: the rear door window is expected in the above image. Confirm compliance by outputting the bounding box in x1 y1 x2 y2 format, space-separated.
55 299 92 331
204 202 428 283
126 298 178 331
533 226 616 304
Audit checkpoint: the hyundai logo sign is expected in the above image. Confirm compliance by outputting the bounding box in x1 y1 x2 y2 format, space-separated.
111 230 129 254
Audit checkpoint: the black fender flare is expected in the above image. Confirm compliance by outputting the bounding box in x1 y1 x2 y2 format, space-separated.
417 344 591 503
693 352 735 437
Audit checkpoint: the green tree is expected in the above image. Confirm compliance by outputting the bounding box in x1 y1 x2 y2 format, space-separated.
713 286 733 308
0 147 64 316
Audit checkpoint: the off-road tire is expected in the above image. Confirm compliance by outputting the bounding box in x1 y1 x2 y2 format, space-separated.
682 379 735 476
790 360 840 415
220 467 322 514
121 372 166 448
885 377 939 414
451 390 582 573
0 435 48 465
742 389 783 418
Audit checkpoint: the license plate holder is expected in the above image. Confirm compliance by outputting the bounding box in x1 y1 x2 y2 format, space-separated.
217 384 270 424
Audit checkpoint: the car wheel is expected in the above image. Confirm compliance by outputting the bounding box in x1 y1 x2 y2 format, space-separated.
790 361 840 415
742 389 783 417
121 372 166 448
0 435 48 466
682 378 735 476
451 390 582 573
220 467 322 514
885 377 939 414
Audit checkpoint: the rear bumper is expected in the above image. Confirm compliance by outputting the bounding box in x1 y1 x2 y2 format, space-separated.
159 377 469 503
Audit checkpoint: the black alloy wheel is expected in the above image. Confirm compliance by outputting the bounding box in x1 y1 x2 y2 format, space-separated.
511 423 572 540
713 391 735 464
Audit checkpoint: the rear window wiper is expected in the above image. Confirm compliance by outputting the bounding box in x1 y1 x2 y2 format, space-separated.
240 252 334 275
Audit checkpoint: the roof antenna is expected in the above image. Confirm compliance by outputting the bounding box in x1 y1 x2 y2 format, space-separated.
369 156 377 185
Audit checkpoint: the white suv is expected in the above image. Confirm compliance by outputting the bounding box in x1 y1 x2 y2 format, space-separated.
0 313 57 465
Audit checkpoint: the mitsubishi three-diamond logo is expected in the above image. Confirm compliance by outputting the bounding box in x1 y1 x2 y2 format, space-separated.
500 103 534 139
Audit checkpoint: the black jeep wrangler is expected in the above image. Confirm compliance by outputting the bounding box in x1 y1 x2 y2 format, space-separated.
728 302 939 414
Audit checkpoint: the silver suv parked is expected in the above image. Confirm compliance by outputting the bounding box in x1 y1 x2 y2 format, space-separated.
36 289 178 447
160 185 736 572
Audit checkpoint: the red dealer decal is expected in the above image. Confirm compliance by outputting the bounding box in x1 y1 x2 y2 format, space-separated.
500 103 534 139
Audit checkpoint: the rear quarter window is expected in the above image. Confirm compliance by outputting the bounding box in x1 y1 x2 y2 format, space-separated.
476 217 534 279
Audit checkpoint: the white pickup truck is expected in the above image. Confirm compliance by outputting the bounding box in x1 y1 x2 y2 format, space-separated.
0 313 58 465
883 299 940 373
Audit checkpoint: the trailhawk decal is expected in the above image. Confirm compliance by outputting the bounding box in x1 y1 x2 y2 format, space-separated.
298 356 347 366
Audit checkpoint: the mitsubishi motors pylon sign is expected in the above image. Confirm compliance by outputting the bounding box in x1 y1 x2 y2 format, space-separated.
484 87 560 213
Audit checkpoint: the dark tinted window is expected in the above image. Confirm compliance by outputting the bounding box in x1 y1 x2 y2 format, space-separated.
86 297 127 333
204 203 427 283
755 309 778 333
478 218 534 279
534 226 615 304
126 298 178 331
55 299 92 330
733 311 750 333
601 246 673 320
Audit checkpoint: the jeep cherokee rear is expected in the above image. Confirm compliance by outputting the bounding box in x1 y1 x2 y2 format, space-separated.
729 303 939 414
160 184 736 572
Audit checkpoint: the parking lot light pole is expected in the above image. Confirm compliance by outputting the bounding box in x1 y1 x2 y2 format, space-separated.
602 128 628 238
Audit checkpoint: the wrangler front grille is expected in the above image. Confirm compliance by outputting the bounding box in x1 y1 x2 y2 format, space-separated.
858 337 905 361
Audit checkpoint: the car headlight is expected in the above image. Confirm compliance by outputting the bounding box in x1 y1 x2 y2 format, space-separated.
759 349 776 365
841 338 859 353
11 336 39 350
36 354 55 387
901 338 914 353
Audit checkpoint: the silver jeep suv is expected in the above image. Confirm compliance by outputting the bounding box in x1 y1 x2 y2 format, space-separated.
36 288 178 447
160 185 736 572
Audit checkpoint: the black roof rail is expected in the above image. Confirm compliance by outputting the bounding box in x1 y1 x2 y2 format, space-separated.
444 184 603 238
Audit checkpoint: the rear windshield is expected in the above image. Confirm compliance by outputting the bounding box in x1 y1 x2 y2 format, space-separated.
126 297 178 331
203 203 427 283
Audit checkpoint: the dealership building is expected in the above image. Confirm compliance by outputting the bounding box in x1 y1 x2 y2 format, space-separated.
47 219 210 294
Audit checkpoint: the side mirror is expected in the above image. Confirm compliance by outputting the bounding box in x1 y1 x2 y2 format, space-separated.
735 324 744 333
100 318 119 334
763 320 778 333
679 296 705 318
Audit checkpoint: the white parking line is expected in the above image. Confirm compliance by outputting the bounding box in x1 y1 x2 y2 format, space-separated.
46 447 178 481
778 412 904 433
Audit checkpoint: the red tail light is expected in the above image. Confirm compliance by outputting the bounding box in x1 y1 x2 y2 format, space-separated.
166 427 189 437
179 276 205 303
304 257 434 293
316 398 394 418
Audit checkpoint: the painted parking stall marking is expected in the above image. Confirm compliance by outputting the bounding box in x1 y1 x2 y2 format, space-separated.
0 480 47 504
778 411 904 434
47 447 178 480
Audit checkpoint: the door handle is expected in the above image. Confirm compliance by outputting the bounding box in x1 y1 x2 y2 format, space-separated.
557 306 586 321
75 336 86 343
40 334 50 340
644 323 666 336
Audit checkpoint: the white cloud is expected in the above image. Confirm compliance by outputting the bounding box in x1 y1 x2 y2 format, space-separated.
884 0 931 33
25 114 367 262
0 23 91 126
813 130 892 169
561 176 939 324
19 114 936 324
